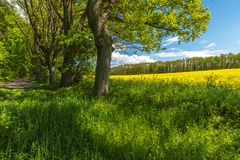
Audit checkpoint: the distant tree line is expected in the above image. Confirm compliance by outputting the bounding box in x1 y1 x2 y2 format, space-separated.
111 53 240 75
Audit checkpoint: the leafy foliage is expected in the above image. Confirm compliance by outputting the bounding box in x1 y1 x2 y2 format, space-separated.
0 1 31 80
57 28 96 84
110 0 210 51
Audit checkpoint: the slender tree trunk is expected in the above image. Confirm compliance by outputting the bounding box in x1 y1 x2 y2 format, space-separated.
60 46 74 87
87 0 113 97
60 0 75 87
48 63 56 85
46 50 58 85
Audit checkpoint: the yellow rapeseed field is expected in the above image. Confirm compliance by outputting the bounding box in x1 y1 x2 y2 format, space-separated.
111 68 240 89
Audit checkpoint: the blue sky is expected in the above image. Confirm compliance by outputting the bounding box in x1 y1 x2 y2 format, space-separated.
112 0 240 67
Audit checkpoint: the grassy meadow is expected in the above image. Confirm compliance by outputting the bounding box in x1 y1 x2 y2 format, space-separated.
0 69 240 159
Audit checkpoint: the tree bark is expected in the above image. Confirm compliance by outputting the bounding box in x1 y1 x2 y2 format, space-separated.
60 0 74 87
87 0 113 97
48 63 56 85
94 34 112 97
60 46 74 87
46 50 58 85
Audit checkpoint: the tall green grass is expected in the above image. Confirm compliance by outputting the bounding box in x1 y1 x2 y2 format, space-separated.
0 80 239 159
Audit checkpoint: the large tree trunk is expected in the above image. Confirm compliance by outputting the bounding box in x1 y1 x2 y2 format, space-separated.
94 34 112 97
87 0 113 97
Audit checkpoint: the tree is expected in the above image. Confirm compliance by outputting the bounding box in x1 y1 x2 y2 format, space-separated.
18 0 62 85
59 0 95 87
0 0 31 80
59 0 79 86
57 28 96 85
83 0 210 96
17 0 95 86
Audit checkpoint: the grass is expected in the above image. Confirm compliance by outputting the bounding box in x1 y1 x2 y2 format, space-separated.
0 73 240 159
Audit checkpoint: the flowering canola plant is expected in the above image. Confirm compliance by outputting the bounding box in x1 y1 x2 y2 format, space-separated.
111 68 240 89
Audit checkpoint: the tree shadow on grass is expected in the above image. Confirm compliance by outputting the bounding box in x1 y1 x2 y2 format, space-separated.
0 81 239 159
0 101 149 159
0 99 106 159
0 92 214 160
0 81 94 103
0 89 10 100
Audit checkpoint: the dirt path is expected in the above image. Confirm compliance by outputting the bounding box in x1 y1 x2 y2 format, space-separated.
0 78 35 89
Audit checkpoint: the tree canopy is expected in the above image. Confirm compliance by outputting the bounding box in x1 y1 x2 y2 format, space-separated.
109 0 210 51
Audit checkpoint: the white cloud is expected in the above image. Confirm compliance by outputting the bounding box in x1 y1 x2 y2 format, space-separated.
201 40 208 44
111 52 156 67
162 36 179 47
157 49 227 59
157 52 182 58
182 50 221 58
204 42 216 49
168 48 183 52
